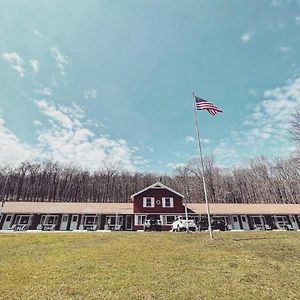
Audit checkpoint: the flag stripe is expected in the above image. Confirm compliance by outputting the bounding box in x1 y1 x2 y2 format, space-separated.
194 95 223 116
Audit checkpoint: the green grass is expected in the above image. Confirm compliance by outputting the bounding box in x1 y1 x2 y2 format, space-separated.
0 231 300 299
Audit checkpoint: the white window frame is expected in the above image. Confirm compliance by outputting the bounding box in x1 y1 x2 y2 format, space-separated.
135 215 147 225
84 215 97 226
106 215 123 226
143 197 155 208
41 215 59 225
162 197 174 208
16 215 31 225
161 215 177 225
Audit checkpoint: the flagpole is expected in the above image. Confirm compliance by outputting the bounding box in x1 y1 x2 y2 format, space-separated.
192 92 213 240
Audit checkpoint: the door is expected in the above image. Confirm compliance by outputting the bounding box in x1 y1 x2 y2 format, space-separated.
289 215 299 230
60 214 69 231
70 215 79 230
2 214 13 230
241 215 249 230
232 215 240 230
125 215 133 230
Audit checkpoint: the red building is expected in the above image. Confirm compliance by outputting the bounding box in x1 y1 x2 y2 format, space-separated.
131 182 186 230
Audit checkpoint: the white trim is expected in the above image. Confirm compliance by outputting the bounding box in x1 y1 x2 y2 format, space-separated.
161 215 177 225
60 214 69 230
135 215 147 225
70 214 79 230
143 197 155 208
2 214 13 230
131 182 184 199
105 215 123 226
162 197 174 208
84 214 97 226
14 214 32 225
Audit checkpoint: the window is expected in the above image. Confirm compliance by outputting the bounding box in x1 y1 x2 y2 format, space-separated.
62 215 68 222
251 216 263 225
47 216 58 225
161 215 176 225
6 215 12 222
162 197 174 208
72 215 78 222
135 215 146 225
106 216 123 226
241 216 246 222
85 216 96 225
276 216 287 223
143 197 154 208
20 216 30 224
233 216 238 222
290 216 296 222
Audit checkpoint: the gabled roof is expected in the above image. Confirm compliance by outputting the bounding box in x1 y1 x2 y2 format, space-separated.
130 182 184 199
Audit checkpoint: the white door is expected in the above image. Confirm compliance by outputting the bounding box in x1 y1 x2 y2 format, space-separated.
241 215 249 230
2 214 13 230
70 215 79 230
289 215 299 230
60 214 69 231
232 215 240 230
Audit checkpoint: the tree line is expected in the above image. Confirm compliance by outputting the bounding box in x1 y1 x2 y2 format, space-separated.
0 111 299 204
0 155 298 204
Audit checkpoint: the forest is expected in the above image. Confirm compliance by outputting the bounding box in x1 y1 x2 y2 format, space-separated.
0 112 299 204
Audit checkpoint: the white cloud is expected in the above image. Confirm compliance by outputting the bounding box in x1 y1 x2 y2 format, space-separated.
34 87 52 96
33 120 42 126
30 59 40 74
0 101 143 171
2 52 25 78
270 0 282 7
296 15 300 24
280 46 290 53
166 162 186 170
212 76 300 166
0 118 40 165
34 101 141 170
35 100 75 129
84 89 97 100
184 136 195 143
50 47 69 75
33 29 42 37
241 32 254 43
249 89 258 97
202 138 210 144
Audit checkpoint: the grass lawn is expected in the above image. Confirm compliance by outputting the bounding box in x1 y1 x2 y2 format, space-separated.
0 231 300 299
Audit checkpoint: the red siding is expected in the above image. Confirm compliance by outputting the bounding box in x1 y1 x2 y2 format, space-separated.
133 188 185 214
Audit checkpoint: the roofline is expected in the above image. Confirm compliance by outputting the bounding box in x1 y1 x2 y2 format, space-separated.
130 182 185 199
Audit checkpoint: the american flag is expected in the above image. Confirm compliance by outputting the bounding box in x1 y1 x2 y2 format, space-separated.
194 95 223 116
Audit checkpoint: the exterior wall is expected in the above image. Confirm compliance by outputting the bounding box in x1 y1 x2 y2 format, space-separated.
1 212 300 231
133 188 185 214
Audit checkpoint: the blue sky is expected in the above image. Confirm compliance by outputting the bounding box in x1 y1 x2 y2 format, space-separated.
0 0 300 173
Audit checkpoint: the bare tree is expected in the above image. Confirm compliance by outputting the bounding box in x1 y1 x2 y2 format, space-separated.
291 111 300 143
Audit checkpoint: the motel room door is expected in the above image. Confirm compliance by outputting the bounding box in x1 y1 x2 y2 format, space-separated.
125 215 133 230
232 215 241 230
2 214 13 230
289 215 299 230
70 215 79 230
60 214 69 231
241 215 249 230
